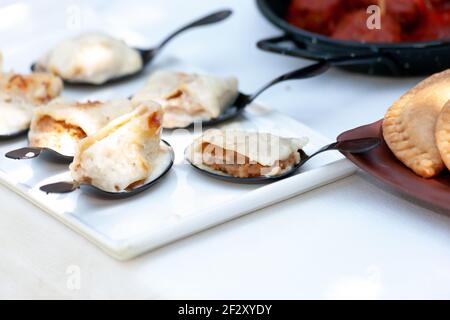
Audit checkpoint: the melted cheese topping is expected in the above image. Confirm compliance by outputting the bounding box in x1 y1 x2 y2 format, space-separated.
29 98 136 156
36 33 143 84
186 130 309 177
132 71 238 128
70 102 163 192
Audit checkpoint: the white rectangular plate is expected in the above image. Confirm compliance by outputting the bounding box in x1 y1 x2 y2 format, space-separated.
0 104 355 260
1 28 355 260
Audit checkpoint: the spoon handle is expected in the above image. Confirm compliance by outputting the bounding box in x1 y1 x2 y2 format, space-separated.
5 147 44 160
333 137 381 154
244 61 330 106
40 181 79 194
300 137 381 165
155 9 233 52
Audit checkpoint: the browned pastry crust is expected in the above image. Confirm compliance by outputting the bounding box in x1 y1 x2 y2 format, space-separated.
0 72 63 105
436 100 450 171
383 69 450 178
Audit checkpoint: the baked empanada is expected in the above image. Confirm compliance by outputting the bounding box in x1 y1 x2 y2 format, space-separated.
186 130 308 178
383 69 450 178
35 33 143 84
0 56 63 135
70 102 163 192
436 100 450 171
0 72 63 105
132 71 238 128
29 99 135 156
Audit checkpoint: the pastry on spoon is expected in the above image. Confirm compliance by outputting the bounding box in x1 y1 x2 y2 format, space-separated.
70 101 168 192
0 52 63 137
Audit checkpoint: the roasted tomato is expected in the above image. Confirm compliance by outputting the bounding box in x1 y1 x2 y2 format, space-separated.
386 0 422 28
346 0 422 27
409 8 450 41
287 0 344 35
286 0 449 42
429 0 450 10
331 10 402 43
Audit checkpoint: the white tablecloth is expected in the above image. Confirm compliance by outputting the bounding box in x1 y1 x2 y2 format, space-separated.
1 0 449 299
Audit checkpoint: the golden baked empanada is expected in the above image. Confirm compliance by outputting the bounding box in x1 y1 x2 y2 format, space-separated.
436 100 450 171
383 69 450 178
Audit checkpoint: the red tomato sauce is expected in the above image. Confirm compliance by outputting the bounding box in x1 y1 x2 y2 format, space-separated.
286 0 450 43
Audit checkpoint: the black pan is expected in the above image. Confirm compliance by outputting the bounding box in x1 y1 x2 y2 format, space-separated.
256 0 450 76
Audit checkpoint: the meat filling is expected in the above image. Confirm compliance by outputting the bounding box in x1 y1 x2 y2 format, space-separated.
35 115 87 140
201 143 300 178
30 115 87 155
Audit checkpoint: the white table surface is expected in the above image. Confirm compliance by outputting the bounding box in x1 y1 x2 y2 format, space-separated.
1 0 450 299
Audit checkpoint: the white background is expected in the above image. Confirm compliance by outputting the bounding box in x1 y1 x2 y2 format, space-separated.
1 0 450 299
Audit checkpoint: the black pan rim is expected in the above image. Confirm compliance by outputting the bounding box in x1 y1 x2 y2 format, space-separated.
256 0 450 50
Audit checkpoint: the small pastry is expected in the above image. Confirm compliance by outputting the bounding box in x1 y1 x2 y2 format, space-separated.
435 100 450 171
29 98 136 156
70 102 164 192
34 33 143 84
186 129 308 178
132 71 238 128
0 55 63 135
383 69 450 178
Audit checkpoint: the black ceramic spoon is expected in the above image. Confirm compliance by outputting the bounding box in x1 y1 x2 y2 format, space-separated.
178 61 331 129
6 146 74 163
39 140 175 199
186 137 381 184
31 9 233 85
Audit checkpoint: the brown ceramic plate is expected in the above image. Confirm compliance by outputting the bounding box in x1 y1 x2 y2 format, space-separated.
337 119 450 211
